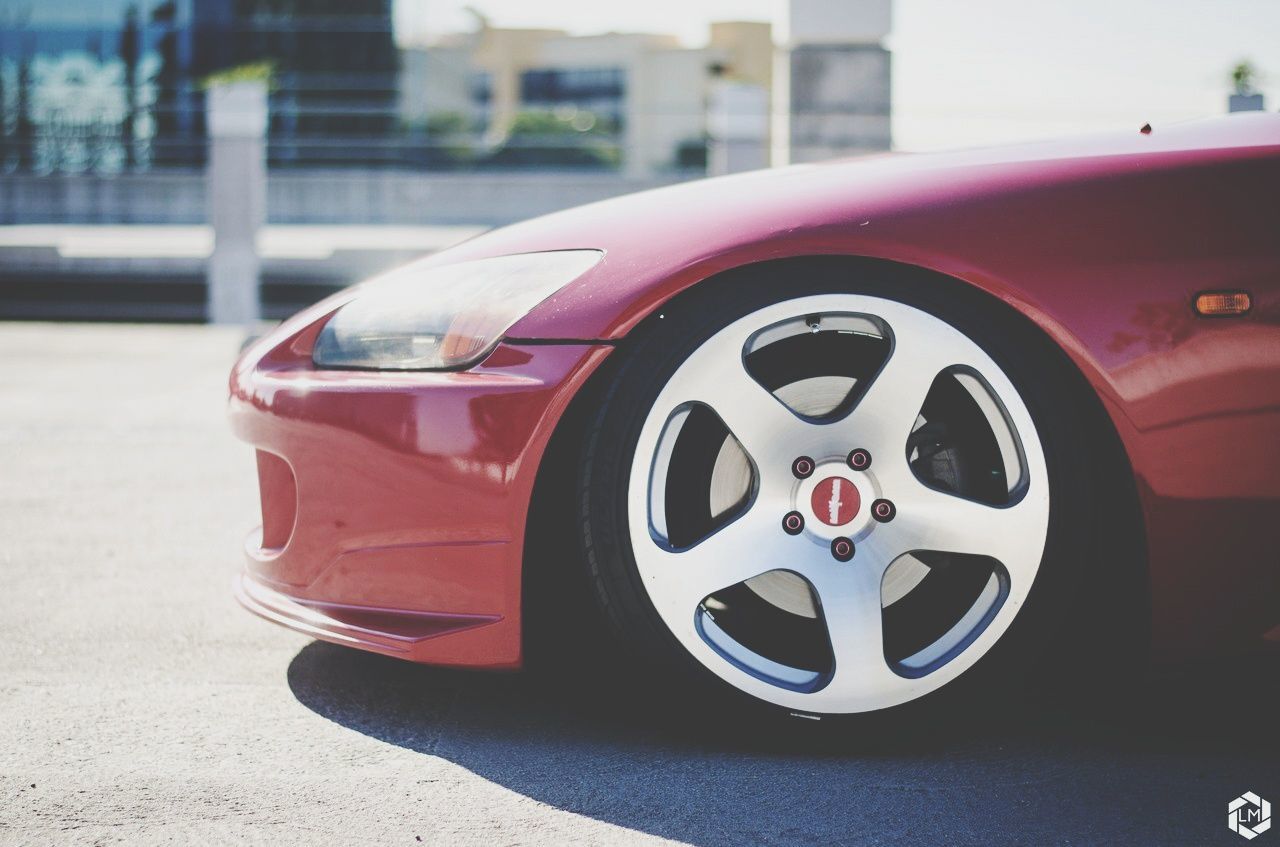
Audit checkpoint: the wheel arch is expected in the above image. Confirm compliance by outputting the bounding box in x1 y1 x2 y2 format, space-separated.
521 252 1149 670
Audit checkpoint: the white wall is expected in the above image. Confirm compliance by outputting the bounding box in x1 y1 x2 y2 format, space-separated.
789 0 892 44
630 48 721 174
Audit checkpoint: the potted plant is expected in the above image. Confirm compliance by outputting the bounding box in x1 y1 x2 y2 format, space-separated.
1228 61 1265 112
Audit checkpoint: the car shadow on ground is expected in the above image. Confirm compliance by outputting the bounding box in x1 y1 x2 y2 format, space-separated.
287 640 1278 845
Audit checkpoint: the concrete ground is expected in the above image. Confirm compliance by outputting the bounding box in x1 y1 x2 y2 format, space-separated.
0 322 1275 846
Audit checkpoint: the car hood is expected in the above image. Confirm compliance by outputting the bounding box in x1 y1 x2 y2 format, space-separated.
427 113 1280 341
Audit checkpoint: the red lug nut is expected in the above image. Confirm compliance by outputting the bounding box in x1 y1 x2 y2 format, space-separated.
831 537 855 561
871 498 896 522
847 448 872 471
782 511 805 535
791 456 815 479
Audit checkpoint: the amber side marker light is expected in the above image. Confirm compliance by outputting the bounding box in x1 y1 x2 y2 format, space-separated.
1194 291 1252 317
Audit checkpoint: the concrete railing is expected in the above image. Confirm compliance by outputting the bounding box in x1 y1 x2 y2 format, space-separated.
0 169 696 227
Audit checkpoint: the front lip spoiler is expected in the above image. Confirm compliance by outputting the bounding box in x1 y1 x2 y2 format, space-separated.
234 573 501 658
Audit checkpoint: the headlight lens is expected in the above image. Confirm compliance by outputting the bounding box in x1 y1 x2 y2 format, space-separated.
312 250 602 370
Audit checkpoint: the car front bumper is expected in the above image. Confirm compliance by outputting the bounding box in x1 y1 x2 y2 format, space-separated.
229 322 611 669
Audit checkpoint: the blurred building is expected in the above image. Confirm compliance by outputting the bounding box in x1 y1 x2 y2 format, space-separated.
4 2 891 178
0 0 398 171
190 0 399 167
788 0 892 162
399 20 774 175
0 4 894 321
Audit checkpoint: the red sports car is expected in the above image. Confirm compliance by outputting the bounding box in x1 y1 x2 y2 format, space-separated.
230 114 1279 722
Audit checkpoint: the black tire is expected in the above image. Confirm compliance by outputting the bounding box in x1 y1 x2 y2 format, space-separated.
574 257 1144 729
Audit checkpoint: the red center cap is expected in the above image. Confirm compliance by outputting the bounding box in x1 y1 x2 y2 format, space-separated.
810 476 861 526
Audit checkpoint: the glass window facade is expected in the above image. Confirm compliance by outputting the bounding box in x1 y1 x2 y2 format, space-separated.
518 66 625 126
0 0 399 172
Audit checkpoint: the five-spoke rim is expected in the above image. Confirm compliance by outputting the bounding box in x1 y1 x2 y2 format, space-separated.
626 294 1050 714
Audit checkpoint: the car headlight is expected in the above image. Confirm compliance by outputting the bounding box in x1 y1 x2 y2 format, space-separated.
312 250 603 370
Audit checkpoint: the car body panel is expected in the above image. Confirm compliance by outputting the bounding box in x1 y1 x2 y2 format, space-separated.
231 325 613 667
232 115 1279 665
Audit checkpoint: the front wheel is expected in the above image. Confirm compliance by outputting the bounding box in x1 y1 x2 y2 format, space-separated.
577 264 1113 722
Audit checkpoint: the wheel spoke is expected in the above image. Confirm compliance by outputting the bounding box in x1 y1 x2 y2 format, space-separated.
845 328 967 462
657 345 805 471
808 563 899 698
887 482 1047 581
643 510 792 617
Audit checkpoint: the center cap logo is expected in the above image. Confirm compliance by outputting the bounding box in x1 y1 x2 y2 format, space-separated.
811 476 860 526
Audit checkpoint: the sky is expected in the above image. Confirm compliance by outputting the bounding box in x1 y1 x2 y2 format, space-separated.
394 0 1280 151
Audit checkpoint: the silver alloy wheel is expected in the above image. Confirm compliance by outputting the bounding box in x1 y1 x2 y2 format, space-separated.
627 294 1050 714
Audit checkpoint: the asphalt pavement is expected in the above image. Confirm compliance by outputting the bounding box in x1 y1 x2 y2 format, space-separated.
1 322 1276 846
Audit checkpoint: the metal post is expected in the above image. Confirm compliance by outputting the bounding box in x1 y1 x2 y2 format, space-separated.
205 80 267 324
